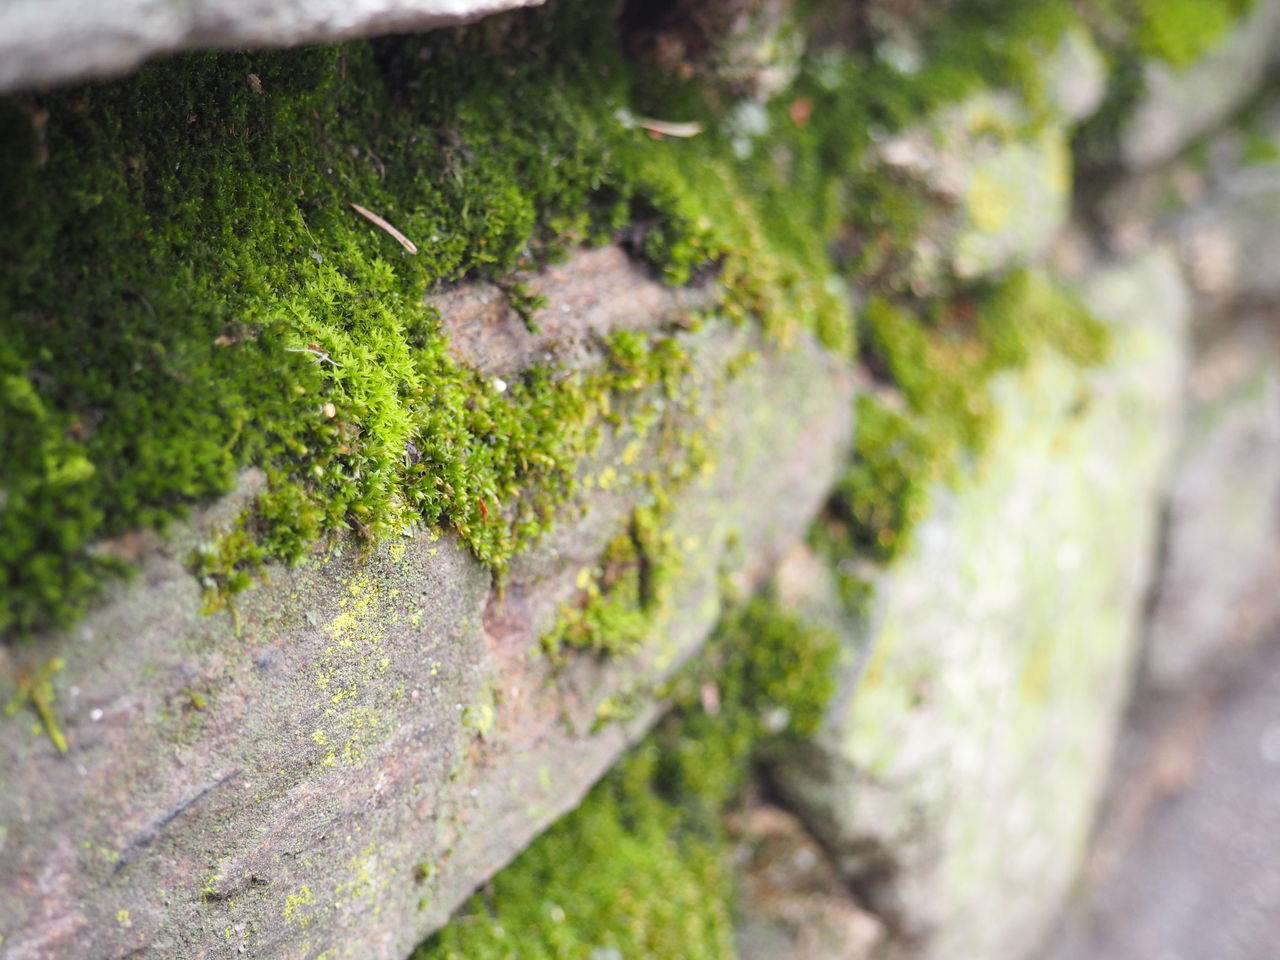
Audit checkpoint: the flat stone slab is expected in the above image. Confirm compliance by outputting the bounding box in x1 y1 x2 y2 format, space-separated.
774 251 1190 960
0 249 854 959
0 0 542 93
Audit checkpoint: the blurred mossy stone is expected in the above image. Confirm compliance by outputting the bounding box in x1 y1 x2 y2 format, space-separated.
772 249 1190 960
1120 0 1280 170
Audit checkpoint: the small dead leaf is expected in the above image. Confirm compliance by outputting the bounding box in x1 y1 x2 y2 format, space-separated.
247 73 263 95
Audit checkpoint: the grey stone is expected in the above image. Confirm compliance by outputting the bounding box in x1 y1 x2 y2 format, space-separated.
0 0 541 94
1143 318 1280 693
774 250 1190 960
731 802 884 960
1043 26 1109 125
0 250 854 959
1119 0 1280 171
1173 170 1280 308
1041 639 1280 960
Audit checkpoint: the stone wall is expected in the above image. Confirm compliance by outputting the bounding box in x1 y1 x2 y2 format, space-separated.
2 1 1279 959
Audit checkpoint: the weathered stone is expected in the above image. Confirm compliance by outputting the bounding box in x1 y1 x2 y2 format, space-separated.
1119 0 1280 171
1173 169 1280 308
1143 316 1280 693
871 90 1073 290
858 23 1102 293
0 250 854 959
1043 26 1108 126
730 801 884 960
0 0 541 94
773 250 1189 960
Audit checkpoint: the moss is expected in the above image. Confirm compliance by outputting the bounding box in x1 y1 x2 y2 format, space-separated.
0 1 815 641
0 0 1111 641
3 655 69 753
542 500 678 661
822 270 1107 565
413 596 836 960
1131 0 1256 68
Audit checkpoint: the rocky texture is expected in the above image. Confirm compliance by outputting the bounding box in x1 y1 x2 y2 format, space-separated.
730 800 884 960
0 0 542 93
1119 0 1280 171
1173 165 1280 309
430 246 716 378
0 248 854 959
872 92 1072 287
774 250 1189 960
1143 314 1280 693
1040 634 1280 960
867 27 1104 291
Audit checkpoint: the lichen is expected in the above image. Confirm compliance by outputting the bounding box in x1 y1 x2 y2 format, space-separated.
413 596 836 960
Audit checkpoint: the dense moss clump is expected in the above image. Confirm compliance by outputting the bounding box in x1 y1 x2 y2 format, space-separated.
0 0 1116 642
1130 0 1256 68
0 0 851 641
414 596 837 960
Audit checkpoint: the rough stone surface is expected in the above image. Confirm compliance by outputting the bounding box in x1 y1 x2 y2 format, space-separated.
1040 636 1280 960
1174 169 1280 309
1044 26 1108 126
730 800 884 960
0 251 854 959
863 23 1102 293
0 0 542 94
1119 0 1280 171
1142 315 1280 693
774 250 1190 960
430 246 716 378
872 90 1073 289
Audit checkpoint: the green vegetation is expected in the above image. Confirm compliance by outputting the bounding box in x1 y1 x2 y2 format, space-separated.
414 596 836 960
0 0 1116 642
821 270 1107 565
543 500 680 661
0 0 843 641
1132 0 1256 68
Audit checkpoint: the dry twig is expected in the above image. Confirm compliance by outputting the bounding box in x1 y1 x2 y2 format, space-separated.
347 201 418 254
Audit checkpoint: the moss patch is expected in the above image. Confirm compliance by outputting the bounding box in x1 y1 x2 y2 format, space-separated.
0 0 849 641
819 269 1107 566
1131 0 1256 68
413 596 836 960
0 0 1108 642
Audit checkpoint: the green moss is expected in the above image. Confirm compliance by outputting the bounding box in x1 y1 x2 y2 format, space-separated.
543 500 677 661
0 0 1111 641
1132 0 1255 68
3 655 69 753
821 270 1107 565
0 0 838 641
413 597 836 960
